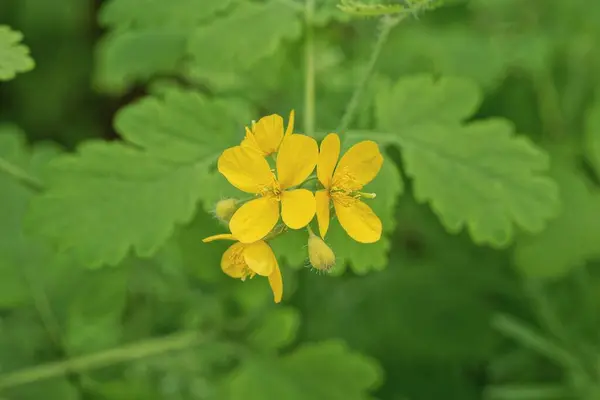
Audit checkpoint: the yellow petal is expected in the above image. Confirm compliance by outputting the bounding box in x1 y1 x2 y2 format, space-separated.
229 197 279 243
240 127 263 155
334 140 383 187
253 114 284 155
317 133 340 189
218 146 274 194
276 134 318 189
221 242 247 278
243 240 276 276
203 233 236 243
268 264 283 303
284 110 295 138
280 189 316 229
333 198 382 243
315 190 331 238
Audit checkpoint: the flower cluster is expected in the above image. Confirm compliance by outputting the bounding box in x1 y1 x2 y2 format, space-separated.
203 111 383 303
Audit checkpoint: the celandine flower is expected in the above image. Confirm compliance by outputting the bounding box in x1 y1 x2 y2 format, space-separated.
218 134 318 243
241 111 295 156
203 233 283 303
316 133 383 243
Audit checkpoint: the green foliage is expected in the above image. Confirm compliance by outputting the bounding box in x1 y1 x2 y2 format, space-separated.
4 0 600 399
513 164 600 279
27 90 250 267
0 25 34 81
0 127 59 307
370 74 560 247
187 1 302 86
228 341 382 400
95 0 235 93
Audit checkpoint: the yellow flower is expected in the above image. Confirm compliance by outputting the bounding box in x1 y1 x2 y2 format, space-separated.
203 233 283 303
218 134 318 243
241 110 295 156
315 133 383 243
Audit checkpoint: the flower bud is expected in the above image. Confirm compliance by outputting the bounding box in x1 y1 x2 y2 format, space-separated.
307 232 335 272
214 198 238 223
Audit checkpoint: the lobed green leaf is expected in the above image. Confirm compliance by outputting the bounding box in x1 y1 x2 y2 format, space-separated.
371 74 560 247
27 90 250 268
0 25 35 81
229 340 382 400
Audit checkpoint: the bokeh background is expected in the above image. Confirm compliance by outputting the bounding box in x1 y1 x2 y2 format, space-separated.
2 0 600 399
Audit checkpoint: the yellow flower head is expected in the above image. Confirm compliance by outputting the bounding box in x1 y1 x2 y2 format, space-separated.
218 132 318 244
241 110 295 156
315 133 383 243
203 233 283 303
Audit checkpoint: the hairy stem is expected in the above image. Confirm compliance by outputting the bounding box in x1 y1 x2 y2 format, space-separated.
337 15 402 134
304 0 316 137
0 331 206 390
0 156 44 192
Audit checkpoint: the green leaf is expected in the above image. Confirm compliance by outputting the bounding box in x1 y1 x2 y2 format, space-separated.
64 267 129 356
372 74 559 247
513 165 600 279
95 0 236 93
94 30 187 94
187 1 302 86
229 340 382 400
376 74 482 128
0 127 60 307
379 25 550 90
27 89 250 268
514 106 600 279
99 0 234 28
248 307 300 351
0 25 34 81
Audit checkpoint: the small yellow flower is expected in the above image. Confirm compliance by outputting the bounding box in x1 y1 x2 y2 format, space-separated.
241 110 295 156
218 134 318 244
214 198 238 223
315 133 383 243
307 229 335 272
203 233 283 303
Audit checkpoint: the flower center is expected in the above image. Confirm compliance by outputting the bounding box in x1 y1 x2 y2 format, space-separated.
239 266 256 281
260 171 282 201
330 168 376 205
227 247 256 281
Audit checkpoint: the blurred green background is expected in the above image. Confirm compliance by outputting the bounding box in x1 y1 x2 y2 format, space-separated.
2 0 600 399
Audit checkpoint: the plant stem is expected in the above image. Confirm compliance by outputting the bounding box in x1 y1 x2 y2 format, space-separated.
304 0 316 137
0 331 206 390
0 156 44 192
336 15 402 134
